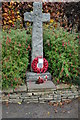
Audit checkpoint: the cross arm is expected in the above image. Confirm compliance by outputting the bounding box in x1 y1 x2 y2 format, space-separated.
42 13 50 22
24 12 34 22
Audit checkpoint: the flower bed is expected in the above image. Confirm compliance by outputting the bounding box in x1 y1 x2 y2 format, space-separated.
43 25 79 84
1 29 32 89
1 25 80 89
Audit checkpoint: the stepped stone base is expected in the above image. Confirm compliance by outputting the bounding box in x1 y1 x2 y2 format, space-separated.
27 81 56 92
26 72 51 82
2 84 79 103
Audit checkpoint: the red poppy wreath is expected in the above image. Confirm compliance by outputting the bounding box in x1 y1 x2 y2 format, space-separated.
31 56 48 73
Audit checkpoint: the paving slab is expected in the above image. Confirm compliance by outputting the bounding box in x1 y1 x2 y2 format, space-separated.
27 81 56 92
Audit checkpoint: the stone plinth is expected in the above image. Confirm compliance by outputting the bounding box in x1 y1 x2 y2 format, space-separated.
26 72 51 82
27 81 56 92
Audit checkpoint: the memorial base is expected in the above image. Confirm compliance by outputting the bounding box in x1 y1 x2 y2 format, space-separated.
26 72 51 82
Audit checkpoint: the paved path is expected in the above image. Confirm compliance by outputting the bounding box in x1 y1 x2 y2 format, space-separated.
2 98 80 118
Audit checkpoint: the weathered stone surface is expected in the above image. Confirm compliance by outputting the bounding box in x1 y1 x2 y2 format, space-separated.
24 2 50 61
9 93 21 99
3 88 13 93
71 85 78 89
64 90 72 93
73 91 78 96
53 99 61 102
2 83 79 103
44 97 53 101
2 94 9 100
14 85 27 92
74 95 79 98
24 98 38 101
27 81 56 92
56 84 70 90
24 98 38 103
61 94 68 98
21 92 32 97
49 100 58 103
54 95 61 100
2 99 8 102
61 92 74 97
39 97 45 101
26 72 51 81
62 99 71 101
40 95 53 100
39 101 45 103
9 99 22 103
24 2 51 81
68 96 74 99
31 92 53 96
71 86 78 92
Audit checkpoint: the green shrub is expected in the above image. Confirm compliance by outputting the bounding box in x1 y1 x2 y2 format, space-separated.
2 29 31 89
43 25 79 84
1 25 79 89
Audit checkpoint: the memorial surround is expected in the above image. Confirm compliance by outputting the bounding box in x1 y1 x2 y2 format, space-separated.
1 2 79 104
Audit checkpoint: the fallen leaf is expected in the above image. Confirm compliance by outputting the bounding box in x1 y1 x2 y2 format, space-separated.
48 111 50 115
54 109 58 113
56 102 59 106
18 102 21 105
6 101 8 107
60 102 62 107
53 103 58 107
66 100 71 104
48 102 52 105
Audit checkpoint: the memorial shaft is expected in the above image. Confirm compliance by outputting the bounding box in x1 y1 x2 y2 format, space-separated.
24 2 50 62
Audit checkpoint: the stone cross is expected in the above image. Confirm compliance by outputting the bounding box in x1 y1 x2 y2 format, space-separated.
24 2 50 62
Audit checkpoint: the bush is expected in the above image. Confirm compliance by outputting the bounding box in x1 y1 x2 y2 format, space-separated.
2 2 80 32
43 25 79 84
1 25 79 89
2 29 31 89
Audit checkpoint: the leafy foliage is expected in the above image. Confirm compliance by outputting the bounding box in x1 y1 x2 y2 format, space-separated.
2 29 32 89
1 24 79 89
43 24 79 84
2 2 23 29
63 2 80 32
2 2 80 32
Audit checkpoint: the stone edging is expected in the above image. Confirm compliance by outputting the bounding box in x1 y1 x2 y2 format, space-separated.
1 84 80 103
